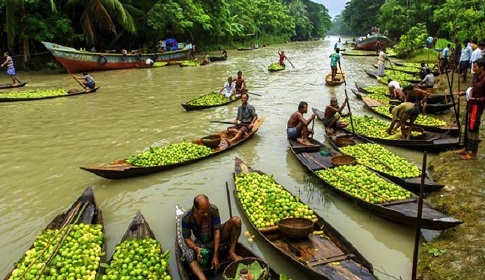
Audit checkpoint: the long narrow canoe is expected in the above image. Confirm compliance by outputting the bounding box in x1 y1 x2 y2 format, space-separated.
0 82 27 89
355 82 444 104
237 47 254 51
364 69 422 84
313 108 459 153
323 130 444 193
0 87 99 102
4 187 105 279
325 73 345 86
209 56 227 62
102 211 172 279
233 158 376 279
358 94 459 136
268 63 285 72
175 204 280 280
181 93 241 111
372 63 440 76
355 35 393 51
80 117 265 179
289 142 461 230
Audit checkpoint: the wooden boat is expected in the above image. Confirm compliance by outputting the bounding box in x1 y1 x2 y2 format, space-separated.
0 87 99 102
4 186 105 279
355 82 444 104
364 69 422 84
289 142 461 230
80 117 265 179
358 95 459 136
209 56 227 62
313 108 459 153
268 63 285 72
42 41 190 73
181 93 241 111
233 158 376 279
237 47 254 51
341 51 379 57
0 82 27 89
372 63 440 76
175 204 280 280
102 211 172 278
323 130 444 193
325 73 345 86
135 63 167 69
355 35 393 51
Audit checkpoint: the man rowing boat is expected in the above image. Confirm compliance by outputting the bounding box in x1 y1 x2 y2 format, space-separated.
234 71 247 94
287 101 315 146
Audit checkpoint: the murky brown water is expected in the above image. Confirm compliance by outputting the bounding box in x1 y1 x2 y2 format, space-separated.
0 37 441 279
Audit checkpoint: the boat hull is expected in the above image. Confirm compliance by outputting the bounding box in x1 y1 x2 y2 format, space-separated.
355 35 393 51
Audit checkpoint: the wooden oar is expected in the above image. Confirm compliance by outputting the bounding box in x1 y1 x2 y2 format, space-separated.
286 57 295 68
344 89 355 133
339 65 346 86
225 182 233 218
387 57 396 74
210 120 234 125
65 68 87 90
246 91 263 97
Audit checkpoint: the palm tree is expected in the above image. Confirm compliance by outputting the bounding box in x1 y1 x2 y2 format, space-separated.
64 0 136 46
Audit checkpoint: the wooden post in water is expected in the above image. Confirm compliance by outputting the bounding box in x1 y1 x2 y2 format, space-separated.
412 152 427 280
225 182 233 218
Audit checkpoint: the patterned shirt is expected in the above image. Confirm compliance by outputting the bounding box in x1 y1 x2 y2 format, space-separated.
182 203 221 243
237 103 257 123
5 56 14 69
330 53 340 67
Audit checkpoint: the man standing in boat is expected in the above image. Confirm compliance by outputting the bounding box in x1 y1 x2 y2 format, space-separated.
234 71 247 94
278 49 287 66
329 48 341 82
181 194 242 279
226 93 257 145
1 51 20 86
287 101 315 146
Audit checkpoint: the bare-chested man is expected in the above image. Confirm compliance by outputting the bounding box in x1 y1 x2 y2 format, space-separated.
287 101 315 145
323 96 350 134
234 71 247 94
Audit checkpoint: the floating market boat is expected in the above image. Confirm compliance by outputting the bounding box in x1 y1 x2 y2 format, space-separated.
371 63 440 76
268 63 285 72
80 117 265 179
233 157 376 279
364 69 422 84
237 47 254 51
288 141 461 230
358 94 458 135
175 204 280 280
0 87 99 102
324 130 444 193
42 41 190 73
0 82 27 89
209 56 227 62
101 211 172 279
135 62 168 69
355 83 444 104
181 93 241 111
313 108 459 153
355 35 393 51
4 187 105 279
325 73 345 86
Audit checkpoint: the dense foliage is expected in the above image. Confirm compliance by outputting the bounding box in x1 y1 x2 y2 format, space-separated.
0 0 331 61
342 0 485 57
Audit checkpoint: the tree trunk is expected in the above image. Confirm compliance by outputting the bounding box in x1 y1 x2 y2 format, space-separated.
23 38 29 64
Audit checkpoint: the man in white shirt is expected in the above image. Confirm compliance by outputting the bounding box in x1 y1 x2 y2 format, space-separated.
220 77 236 99
470 42 484 83
145 58 154 65
460 40 473 82
388 79 400 95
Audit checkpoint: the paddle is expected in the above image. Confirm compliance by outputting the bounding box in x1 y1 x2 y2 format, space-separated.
225 182 233 218
246 91 263 97
339 65 346 86
210 120 234 125
286 57 295 68
344 89 355 134
66 68 87 90
387 57 396 74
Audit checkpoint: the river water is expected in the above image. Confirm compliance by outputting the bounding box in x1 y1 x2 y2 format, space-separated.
0 38 443 279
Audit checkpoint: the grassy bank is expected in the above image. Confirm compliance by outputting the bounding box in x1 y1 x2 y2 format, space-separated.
417 72 485 279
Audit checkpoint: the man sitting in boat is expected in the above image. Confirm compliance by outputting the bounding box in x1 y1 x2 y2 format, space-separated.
234 71 247 94
181 194 242 279
221 49 228 58
418 68 435 88
387 102 421 140
287 101 315 146
278 49 286 66
323 96 350 135
145 57 154 65
219 76 236 99
226 93 257 145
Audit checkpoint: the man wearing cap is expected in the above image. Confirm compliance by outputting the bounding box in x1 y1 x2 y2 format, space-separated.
387 102 421 140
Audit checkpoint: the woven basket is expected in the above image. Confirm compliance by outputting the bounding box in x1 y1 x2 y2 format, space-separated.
201 135 221 148
223 257 269 280
330 155 357 166
278 218 314 239
335 137 356 147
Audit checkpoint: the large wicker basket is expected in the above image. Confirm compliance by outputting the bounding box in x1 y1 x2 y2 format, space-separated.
201 135 221 148
278 217 314 239
330 155 357 166
335 137 356 147
223 257 269 280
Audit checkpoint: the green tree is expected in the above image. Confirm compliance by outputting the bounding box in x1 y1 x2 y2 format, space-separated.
302 0 331 38
328 14 354 36
342 0 385 35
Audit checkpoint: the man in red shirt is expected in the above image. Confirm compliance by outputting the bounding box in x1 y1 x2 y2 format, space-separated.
278 49 286 66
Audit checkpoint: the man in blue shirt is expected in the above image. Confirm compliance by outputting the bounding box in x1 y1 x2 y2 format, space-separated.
440 44 451 72
460 40 473 82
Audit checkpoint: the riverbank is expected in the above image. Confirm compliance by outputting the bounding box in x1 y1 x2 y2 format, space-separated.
418 73 485 279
